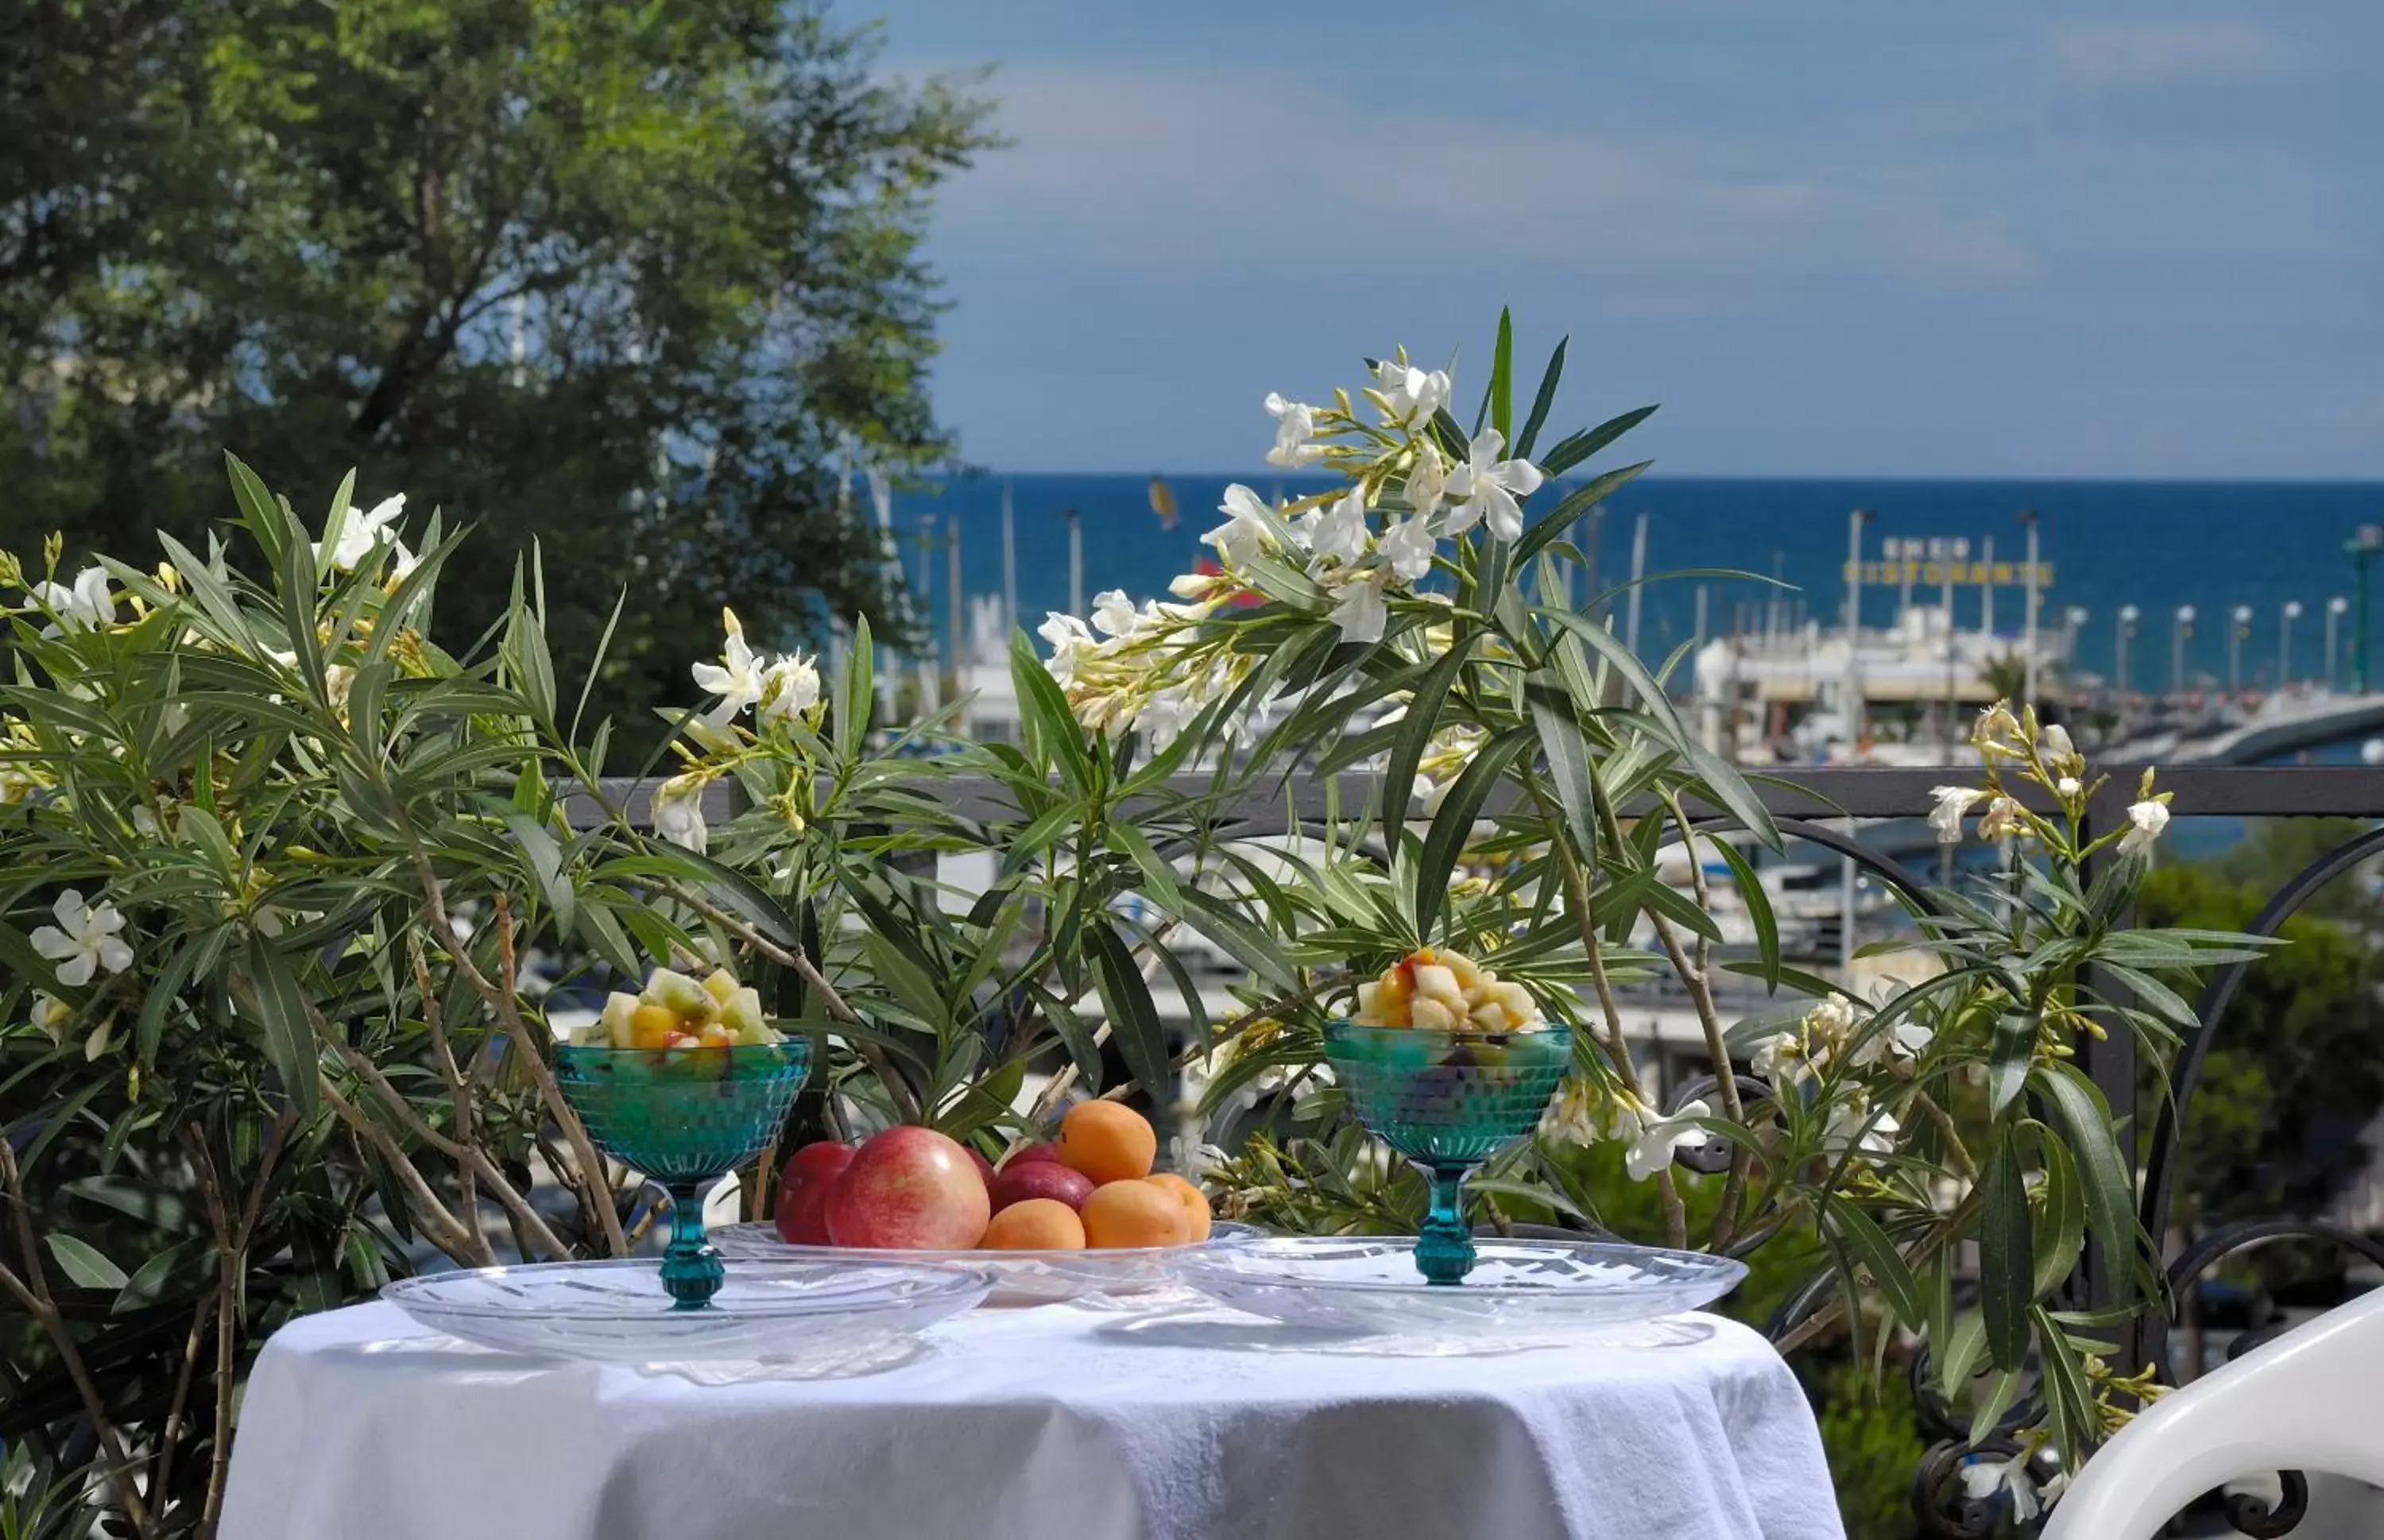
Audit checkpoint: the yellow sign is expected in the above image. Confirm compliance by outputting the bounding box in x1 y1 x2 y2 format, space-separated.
1845 560 2053 588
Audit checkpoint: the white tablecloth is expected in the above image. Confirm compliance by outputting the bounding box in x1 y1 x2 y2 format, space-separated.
222 1297 1843 1540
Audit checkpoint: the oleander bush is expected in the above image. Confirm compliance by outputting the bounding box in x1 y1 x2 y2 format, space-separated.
1 317 2276 1538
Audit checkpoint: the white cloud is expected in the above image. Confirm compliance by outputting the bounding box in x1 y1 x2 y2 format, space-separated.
939 63 2036 288
2049 21 2297 91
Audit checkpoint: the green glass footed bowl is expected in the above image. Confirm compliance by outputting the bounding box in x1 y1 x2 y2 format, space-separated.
553 1040 811 1310
1322 1020 1569 1286
553 1040 812 1179
1322 1020 1570 1166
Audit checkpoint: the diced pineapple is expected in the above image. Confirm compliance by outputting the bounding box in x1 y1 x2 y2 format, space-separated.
1488 981 1538 1029
730 1021 778 1047
1411 996 1458 1031
1468 1000 1507 1032
599 991 641 1049
643 967 710 1017
702 968 740 1005
1354 981 1382 1022
1443 952 1485 993
1411 964 1464 1008
719 985 766 1035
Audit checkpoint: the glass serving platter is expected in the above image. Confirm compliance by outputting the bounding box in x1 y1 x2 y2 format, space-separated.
1175 1235 1747 1337
381 1259 988 1363
711 1220 1267 1305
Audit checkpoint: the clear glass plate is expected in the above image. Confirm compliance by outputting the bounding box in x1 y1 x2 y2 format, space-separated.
712 1221 1267 1305
380 1259 989 1363
1175 1236 1747 1337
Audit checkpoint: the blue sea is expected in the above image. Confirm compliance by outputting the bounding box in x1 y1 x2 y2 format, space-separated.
888 474 2384 689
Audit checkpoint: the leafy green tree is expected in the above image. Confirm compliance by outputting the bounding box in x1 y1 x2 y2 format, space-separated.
1 0 994 739
2139 828 2384 1246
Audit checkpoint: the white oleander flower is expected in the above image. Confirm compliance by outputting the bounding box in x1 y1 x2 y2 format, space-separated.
1137 686 1198 750
1378 517 1437 582
652 776 710 854
31 889 134 988
2118 797 2170 859
1264 393 1325 468
1170 570 1233 602
1624 1098 1710 1182
1405 439 1448 522
757 653 821 729
1038 612 1096 684
2041 721 2079 770
1328 572 1390 644
1540 1078 1603 1145
1204 484 1275 569
1960 1456 2044 1523
1442 430 1545 543
1846 1019 1934 1070
316 493 407 573
36 567 115 632
1303 489 1369 570
1974 702 2025 756
1808 993 1860 1037
691 610 765 722
388 540 422 582
1928 785 1984 844
1978 795 2026 842
1751 1031 1807 1085
1091 589 1139 637
1371 358 1451 425
1826 1097 1901 1158
2055 776 2081 798
30 992 71 1043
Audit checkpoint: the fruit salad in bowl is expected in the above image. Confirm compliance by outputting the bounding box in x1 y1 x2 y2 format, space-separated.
571 965 787 1054
1351 945 1547 1033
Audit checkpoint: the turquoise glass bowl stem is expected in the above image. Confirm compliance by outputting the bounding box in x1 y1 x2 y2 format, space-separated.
1321 1021 1569 1286
554 1040 811 1309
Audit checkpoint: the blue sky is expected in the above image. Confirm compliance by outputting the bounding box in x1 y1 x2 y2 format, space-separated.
880 2 2383 479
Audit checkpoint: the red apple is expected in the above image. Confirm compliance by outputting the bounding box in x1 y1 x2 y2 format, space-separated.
825 1126 992 1250
988 1160 1095 1217
1002 1140 1063 1170
774 1141 856 1245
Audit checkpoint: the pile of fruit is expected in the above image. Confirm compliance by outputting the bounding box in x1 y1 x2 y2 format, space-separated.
775 1101 1211 1252
1350 946 1546 1033
571 966 784 1051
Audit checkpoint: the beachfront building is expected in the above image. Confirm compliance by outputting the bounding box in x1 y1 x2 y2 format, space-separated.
1693 603 2067 765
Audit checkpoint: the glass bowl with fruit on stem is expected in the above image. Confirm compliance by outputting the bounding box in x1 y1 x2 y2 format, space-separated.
714 1099 1250 1305
1322 947 1572 1286
555 965 810 1311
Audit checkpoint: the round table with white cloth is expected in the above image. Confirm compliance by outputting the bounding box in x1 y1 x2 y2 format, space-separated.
220 1295 1844 1540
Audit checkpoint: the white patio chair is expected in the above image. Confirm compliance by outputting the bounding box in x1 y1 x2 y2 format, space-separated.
2042 1287 2384 1540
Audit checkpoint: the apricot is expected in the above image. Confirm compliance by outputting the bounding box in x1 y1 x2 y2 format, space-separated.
1144 1173 1213 1243
1082 1179 1189 1249
981 1198 1086 1251
1056 1101 1157 1186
